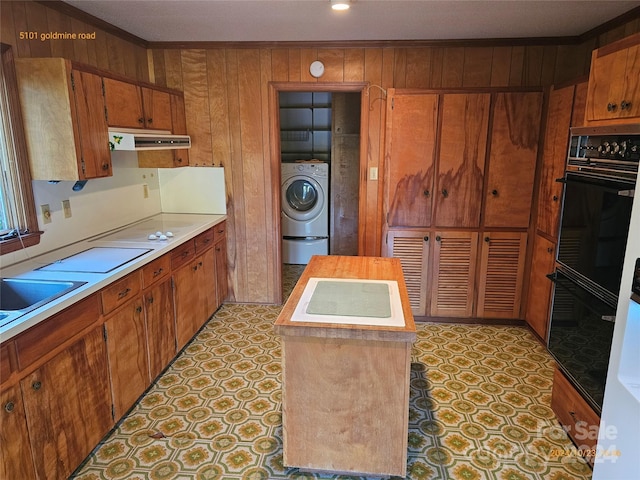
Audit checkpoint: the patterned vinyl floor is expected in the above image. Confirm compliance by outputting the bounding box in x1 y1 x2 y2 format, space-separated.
73 265 592 480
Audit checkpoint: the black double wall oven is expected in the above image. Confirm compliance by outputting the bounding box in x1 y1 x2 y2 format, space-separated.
548 125 639 414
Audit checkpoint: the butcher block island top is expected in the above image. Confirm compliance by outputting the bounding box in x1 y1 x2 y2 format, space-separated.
274 255 416 477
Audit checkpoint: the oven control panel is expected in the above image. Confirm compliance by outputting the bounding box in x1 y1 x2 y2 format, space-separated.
581 136 640 160
568 131 640 180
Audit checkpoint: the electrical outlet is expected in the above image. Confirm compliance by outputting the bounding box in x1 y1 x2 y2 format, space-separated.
62 199 72 218
143 183 149 199
40 204 52 224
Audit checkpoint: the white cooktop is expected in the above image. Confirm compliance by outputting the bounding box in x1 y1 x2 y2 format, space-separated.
37 247 152 274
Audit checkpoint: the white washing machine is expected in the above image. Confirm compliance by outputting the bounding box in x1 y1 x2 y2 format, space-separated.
281 161 329 264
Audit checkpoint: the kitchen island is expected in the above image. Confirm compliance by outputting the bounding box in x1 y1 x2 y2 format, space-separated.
274 255 416 477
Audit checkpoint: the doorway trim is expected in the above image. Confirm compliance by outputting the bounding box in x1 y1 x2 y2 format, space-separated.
268 81 370 304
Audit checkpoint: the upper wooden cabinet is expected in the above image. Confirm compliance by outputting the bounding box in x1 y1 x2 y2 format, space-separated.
103 77 172 131
384 91 438 227
585 33 640 124
15 58 112 180
483 91 543 228
434 93 490 228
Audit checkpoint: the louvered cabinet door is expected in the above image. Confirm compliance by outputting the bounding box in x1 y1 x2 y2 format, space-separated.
384 230 429 316
477 232 528 319
431 231 478 317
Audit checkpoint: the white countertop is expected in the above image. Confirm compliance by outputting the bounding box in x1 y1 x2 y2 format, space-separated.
0 213 226 341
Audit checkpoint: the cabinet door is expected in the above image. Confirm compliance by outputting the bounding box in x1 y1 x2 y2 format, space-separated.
201 248 218 319
384 230 429 316
431 231 478 317
72 69 112 179
536 85 575 239
0 384 35 480
484 92 543 228
385 92 438 227
477 232 528 319
21 327 112 480
586 42 640 122
145 279 176 380
434 93 490 228
142 87 172 131
174 258 204 350
105 298 149 419
103 77 144 129
170 93 190 166
525 234 556 339
214 238 228 307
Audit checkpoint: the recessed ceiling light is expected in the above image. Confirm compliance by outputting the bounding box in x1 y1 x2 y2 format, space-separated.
331 0 350 11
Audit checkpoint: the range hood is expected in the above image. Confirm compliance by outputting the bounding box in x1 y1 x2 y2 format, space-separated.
108 128 191 151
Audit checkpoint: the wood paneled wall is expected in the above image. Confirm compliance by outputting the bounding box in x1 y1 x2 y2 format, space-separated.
0 0 149 81
1 0 638 303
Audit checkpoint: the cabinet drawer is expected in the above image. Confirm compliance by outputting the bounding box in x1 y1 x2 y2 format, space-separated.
14 294 101 370
194 228 214 254
101 271 142 314
142 255 170 289
171 239 195 269
551 368 599 454
213 221 226 243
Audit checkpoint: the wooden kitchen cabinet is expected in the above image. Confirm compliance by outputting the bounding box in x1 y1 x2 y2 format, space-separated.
431 231 478 317
214 221 228 305
484 91 543 228
383 229 430 316
477 232 528 319
21 326 113 480
15 58 112 180
585 33 640 123
105 297 150 420
525 234 556 339
144 278 176 379
384 91 438 227
0 384 35 480
103 77 172 131
434 93 490 228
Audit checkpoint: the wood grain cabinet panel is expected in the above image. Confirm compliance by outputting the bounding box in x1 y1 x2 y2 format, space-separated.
144 278 176 380
525 234 556 339
141 254 171 289
384 91 438 227
141 86 172 130
105 297 150 420
585 34 640 123
21 327 113 480
14 58 111 181
536 85 575 239
101 271 142 315
434 93 490 228
214 234 228 306
174 255 212 350
0 384 35 480
484 91 543 228
477 232 527 319
104 78 172 130
431 231 478 317
384 230 430 316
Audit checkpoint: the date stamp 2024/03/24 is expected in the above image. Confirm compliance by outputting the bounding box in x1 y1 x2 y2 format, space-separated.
549 447 622 460
19 31 96 42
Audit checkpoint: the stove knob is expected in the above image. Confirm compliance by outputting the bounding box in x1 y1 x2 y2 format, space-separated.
619 141 628 158
611 142 619 154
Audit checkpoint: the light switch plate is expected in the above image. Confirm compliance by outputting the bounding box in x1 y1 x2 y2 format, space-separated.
40 204 51 224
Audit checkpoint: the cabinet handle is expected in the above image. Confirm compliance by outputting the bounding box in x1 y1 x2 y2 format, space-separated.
176 157 183 164
4 401 15 412
607 102 617 112
435 235 441 242
138 117 144 124
423 236 429 242
147 118 153 124
136 305 143 313
32 381 42 391
181 251 189 258
198 261 203 267
441 189 448 198
193 265 198 271
547 247 553 253
102 164 109 170
491 189 498 196
117 287 131 299
484 236 490 243
552 195 558 201
215 247 221 252
153 268 163 277
423 189 430 197
148 296 154 304
621 100 632 110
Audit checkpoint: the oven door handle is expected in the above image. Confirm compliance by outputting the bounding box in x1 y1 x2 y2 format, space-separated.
564 171 636 192
618 189 635 197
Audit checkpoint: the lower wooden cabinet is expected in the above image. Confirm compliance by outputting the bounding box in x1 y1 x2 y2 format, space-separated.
214 235 228 305
21 327 113 480
105 297 150 419
551 367 600 465
385 229 527 319
0 384 35 480
525 234 557 339
144 278 176 379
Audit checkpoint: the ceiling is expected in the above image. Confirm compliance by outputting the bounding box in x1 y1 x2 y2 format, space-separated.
63 0 640 44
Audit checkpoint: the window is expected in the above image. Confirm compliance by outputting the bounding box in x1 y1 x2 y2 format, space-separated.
0 44 40 255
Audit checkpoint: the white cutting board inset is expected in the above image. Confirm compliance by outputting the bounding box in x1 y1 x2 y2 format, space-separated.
37 247 152 274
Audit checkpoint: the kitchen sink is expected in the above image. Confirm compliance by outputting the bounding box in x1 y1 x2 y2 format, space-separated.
0 278 86 327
